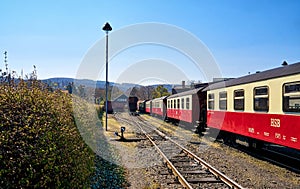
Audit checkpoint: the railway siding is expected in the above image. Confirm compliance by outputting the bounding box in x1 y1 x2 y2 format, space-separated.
104 113 300 188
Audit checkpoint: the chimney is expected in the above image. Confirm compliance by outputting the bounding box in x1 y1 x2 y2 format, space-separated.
182 81 185 88
282 61 288 66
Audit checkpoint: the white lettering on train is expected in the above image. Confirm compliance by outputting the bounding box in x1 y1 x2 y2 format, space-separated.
291 137 298 143
270 118 280 128
248 128 254 133
264 132 270 137
275 133 281 139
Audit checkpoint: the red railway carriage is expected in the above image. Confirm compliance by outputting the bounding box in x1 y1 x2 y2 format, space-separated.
167 87 206 125
151 96 168 119
145 100 151 114
206 62 300 150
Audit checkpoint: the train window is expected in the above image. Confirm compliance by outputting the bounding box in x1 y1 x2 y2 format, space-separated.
234 90 244 110
208 93 214 110
177 99 180 109
284 82 300 93
173 99 176 109
171 100 173 109
254 87 269 111
181 98 185 109
167 100 169 108
186 97 190 110
219 92 227 110
283 82 300 113
156 102 160 108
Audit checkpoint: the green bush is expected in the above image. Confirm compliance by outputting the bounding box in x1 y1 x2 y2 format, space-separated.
0 81 94 188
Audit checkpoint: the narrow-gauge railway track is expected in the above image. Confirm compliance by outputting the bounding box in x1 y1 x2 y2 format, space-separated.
144 114 300 173
114 113 244 189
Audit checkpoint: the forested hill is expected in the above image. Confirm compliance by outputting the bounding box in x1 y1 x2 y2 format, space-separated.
42 77 174 93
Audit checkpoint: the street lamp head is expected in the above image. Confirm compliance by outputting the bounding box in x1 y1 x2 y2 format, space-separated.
102 22 112 32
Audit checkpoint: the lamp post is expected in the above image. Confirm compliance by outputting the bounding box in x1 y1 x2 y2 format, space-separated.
102 22 112 131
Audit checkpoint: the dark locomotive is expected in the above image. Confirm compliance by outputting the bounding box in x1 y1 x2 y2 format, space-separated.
104 95 139 114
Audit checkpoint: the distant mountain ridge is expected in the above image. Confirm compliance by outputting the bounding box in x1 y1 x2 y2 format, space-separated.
41 77 174 93
42 77 109 89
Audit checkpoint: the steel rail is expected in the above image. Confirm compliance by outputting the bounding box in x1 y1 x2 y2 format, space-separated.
129 116 193 189
137 115 245 189
144 131 193 189
116 114 244 189
169 138 244 189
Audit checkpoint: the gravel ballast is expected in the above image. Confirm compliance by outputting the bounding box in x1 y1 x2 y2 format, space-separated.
102 114 300 188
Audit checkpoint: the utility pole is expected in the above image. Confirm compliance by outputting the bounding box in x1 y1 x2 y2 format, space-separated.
102 22 112 131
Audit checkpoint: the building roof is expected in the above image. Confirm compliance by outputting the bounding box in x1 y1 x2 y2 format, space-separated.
205 62 300 90
112 94 128 102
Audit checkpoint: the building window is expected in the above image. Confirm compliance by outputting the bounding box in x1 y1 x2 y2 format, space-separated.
208 93 215 110
254 87 269 111
186 97 190 110
234 90 244 110
181 98 185 109
283 82 300 113
219 92 227 110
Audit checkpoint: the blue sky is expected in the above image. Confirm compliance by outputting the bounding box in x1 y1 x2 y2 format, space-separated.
1 0 299 84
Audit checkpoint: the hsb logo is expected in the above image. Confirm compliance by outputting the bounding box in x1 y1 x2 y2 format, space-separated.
270 118 280 128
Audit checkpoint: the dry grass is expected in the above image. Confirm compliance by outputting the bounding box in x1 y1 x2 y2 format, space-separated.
142 181 161 189
102 113 138 148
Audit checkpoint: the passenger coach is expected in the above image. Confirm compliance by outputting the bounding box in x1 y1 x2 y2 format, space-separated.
145 100 151 114
167 87 207 129
151 96 168 119
206 62 300 150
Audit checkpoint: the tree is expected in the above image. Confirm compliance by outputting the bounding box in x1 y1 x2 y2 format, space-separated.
152 85 170 98
129 86 139 97
66 82 74 94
